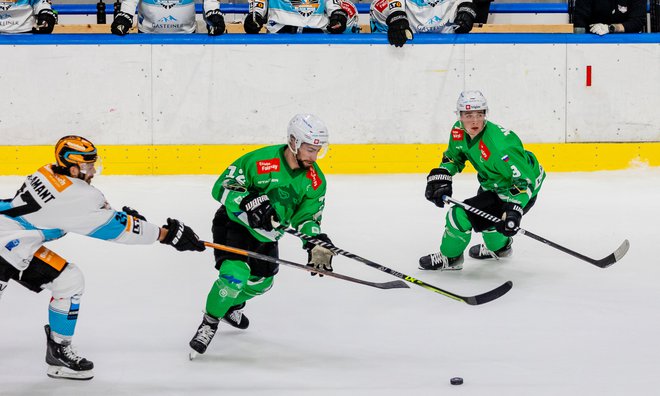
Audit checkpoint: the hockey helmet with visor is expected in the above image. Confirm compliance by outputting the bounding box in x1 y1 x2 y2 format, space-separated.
287 114 329 159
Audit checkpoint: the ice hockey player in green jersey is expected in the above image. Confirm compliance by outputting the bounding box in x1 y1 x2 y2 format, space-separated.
188 114 336 357
419 90 546 271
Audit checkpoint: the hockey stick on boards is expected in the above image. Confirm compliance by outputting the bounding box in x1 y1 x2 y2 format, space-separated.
282 229 512 306
203 242 408 290
443 196 629 268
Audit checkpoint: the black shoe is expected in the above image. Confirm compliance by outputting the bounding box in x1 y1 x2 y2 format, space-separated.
189 314 220 355
469 239 513 260
44 325 94 380
221 303 249 330
418 253 464 271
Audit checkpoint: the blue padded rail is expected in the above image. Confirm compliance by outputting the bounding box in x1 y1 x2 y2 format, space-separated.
1 32 659 45
53 2 571 15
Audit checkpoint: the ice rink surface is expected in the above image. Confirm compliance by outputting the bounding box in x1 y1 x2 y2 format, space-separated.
1 168 659 396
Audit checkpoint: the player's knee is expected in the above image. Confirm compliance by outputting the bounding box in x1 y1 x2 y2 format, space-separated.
217 260 251 290
447 206 473 233
243 276 274 298
49 263 84 299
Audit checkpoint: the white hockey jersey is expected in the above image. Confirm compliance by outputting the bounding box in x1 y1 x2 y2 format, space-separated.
0 0 51 34
249 0 358 33
0 165 161 271
119 0 220 33
370 0 469 34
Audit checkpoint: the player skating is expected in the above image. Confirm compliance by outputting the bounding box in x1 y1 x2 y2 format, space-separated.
188 114 337 358
420 91 546 270
0 136 206 380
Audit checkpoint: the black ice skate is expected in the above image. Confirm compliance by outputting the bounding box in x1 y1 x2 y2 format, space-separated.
189 314 219 360
221 303 249 330
469 239 513 260
418 252 464 271
44 325 94 380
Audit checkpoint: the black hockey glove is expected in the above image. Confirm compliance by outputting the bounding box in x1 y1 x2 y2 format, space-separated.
304 233 337 277
111 11 133 36
454 2 477 33
34 9 57 34
160 218 206 252
495 203 523 237
327 10 348 34
243 13 265 34
386 11 413 47
240 192 278 231
122 206 146 221
205 10 226 36
424 168 452 208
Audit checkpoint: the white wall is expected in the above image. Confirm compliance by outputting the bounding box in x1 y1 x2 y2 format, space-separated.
0 42 658 145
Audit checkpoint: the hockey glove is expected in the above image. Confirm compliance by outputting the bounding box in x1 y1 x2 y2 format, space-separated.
327 10 348 34
454 2 477 33
495 203 523 237
34 9 57 34
240 192 278 231
589 23 610 36
122 206 146 221
243 13 265 34
205 10 226 36
160 218 206 252
304 233 337 277
111 12 133 36
386 11 413 47
424 168 452 208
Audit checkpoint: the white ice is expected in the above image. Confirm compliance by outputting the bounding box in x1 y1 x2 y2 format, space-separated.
1 169 659 396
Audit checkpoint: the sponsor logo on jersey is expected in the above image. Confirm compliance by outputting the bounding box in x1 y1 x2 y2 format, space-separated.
479 140 490 160
501 154 510 162
388 1 402 9
254 1 264 8
257 159 281 174
306 167 322 190
4 239 19 251
157 15 178 23
340 0 357 16
451 128 464 141
38 165 72 193
374 0 388 12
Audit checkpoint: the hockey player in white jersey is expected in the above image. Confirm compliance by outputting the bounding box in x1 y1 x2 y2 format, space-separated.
0 0 56 34
0 135 206 380
111 0 225 35
243 0 359 34
370 0 477 47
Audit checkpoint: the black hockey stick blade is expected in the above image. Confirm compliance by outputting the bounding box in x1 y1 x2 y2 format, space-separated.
283 229 512 305
591 239 629 268
463 280 513 306
203 242 408 290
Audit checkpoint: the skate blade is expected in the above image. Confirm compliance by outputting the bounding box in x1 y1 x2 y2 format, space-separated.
47 365 94 380
189 350 198 361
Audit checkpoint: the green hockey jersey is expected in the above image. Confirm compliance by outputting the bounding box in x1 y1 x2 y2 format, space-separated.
439 120 546 207
212 145 327 242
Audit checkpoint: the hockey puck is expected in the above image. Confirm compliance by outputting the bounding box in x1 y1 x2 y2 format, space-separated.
450 377 463 385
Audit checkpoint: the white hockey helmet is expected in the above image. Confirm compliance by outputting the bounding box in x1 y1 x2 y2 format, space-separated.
287 114 329 159
456 90 488 116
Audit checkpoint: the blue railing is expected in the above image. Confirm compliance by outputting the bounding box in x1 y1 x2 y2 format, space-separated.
53 2 571 15
2 32 659 45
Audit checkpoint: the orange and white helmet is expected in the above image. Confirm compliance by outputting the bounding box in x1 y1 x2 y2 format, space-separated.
287 114 330 159
55 135 98 168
